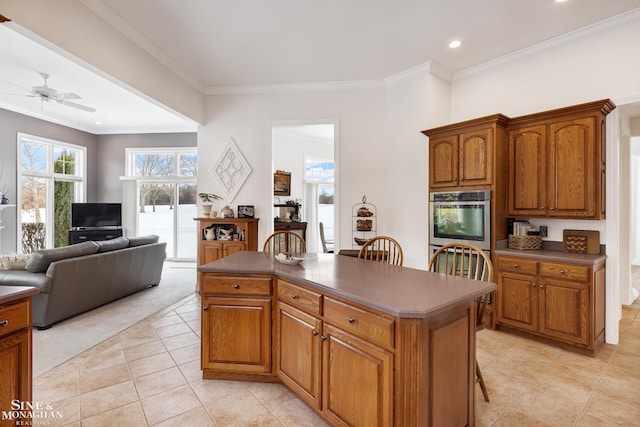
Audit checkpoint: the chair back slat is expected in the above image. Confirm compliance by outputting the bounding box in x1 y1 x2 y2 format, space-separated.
357 236 403 266
263 231 306 254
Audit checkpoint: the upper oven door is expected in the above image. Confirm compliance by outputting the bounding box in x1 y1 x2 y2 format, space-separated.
429 198 491 250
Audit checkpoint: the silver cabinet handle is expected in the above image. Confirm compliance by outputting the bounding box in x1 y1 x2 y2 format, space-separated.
539 285 544 289
531 283 536 287
291 293 298 299
321 335 327 341
312 330 319 336
233 284 239 289
0 320 8 327
348 317 356 323
559 270 566 274
514 263 520 268
203 307 208 311
540 206 545 210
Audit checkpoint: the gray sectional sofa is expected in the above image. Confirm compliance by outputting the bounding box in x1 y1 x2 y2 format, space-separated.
0 235 166 329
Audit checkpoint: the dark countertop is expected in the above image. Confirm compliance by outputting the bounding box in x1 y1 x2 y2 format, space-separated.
495 248 607 265
199 252 496 319
0 285 39 305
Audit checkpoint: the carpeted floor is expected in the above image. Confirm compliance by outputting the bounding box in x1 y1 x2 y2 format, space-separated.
32 261 197 377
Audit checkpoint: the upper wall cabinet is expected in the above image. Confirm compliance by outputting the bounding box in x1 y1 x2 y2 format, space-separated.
507 99 615 219
423 115 509 190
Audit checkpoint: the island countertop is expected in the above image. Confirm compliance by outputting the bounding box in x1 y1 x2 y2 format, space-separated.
0 285 39 305
198 251 496 319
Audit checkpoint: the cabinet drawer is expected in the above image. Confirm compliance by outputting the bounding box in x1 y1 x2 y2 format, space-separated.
0 300 30 337
277 280 322 316
324 297 394 349
540 262 590 282
497 256 538 274
202 275 272 296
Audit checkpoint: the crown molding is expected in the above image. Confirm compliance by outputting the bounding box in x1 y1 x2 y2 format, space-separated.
454 7 640 81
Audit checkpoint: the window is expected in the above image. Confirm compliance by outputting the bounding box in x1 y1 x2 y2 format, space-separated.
18 133 85 251
305 157 334 252
126 148 197 260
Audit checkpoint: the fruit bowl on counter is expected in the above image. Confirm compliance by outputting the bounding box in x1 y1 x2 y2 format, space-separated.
275 253 304 265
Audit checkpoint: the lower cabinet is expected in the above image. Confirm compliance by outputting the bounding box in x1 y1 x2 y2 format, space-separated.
202 241 246 264
0 294 35 426
201 272 477 425
495 253 605 355
201 275 272 378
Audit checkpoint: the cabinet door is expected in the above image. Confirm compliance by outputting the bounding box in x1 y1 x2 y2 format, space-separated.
458 127 493 187
201 297 271 374
222 241 246 258
202 241 223 264
548 117 596 217
276 302 322 409
497 272 538 332
538 277 589 345
322 324 393 427
508 125 547 217
429 134 459 189
0 331 31 421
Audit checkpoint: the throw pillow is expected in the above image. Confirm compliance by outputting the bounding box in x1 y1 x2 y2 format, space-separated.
0 253 32 270
127 235 160 247
96 237 130 253
26 241 100 273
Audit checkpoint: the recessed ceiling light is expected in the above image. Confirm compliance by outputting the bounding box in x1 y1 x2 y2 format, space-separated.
449 40 462 49
95 121 102 125
555 0 567 3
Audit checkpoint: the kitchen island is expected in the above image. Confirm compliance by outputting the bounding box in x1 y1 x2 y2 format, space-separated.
198 252 496 426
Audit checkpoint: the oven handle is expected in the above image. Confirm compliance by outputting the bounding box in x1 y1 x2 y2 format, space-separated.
430 201 487 206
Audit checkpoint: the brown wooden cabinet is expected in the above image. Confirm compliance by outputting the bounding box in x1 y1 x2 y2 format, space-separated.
495 253 605 355
0 287 38 426
423 114 509 191
200 275 273 379
196 217 259 287
275 280 394 426
507 99 615 219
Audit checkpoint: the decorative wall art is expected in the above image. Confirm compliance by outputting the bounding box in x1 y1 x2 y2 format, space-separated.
210 138 252 202
274 170 291 196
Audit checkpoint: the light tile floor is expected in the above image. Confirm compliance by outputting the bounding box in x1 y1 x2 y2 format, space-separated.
34 289 640 426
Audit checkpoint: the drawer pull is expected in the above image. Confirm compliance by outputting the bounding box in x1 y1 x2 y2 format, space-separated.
514 263 519 268
559 270 566 274
348 317 356 324
312 330 319 336
233 284 240 289
0 320 8 327
291 293 298 299
539 285 544 289
539 206 544 210
531 283 536 287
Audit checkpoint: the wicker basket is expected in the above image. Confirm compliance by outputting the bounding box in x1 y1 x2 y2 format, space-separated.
356 219 373 231
508 235 542 250
563 235 588 253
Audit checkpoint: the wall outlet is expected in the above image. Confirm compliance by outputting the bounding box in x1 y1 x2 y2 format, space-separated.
539 226 548 237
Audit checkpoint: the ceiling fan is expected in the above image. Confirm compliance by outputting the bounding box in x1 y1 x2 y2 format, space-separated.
2 72 96 113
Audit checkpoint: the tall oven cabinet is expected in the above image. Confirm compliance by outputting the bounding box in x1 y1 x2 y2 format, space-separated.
422 114 510 253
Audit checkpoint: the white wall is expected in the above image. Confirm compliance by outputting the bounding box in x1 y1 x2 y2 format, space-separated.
448 14 640 343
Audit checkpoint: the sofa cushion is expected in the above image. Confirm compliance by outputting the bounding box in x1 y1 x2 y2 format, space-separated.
96 237 130 253
127 234 160 247
26 241 100 273
0 270 51 292
0 253 32 270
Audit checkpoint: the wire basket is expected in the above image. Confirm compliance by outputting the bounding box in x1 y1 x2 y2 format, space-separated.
508 235 542 250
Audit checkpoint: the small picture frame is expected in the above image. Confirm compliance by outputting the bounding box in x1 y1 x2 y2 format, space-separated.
237 205 255 218
274 171 291 196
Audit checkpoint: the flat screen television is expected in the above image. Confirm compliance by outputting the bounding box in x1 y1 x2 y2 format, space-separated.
71 203 122 228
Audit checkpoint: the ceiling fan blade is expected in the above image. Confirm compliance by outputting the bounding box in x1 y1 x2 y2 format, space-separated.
56 99 96 113
0 92 36 97
58 92 81 100
1 80 32 93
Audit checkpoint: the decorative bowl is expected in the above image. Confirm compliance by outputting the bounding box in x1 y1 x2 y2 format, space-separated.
354 237 369 246
275 253 304 265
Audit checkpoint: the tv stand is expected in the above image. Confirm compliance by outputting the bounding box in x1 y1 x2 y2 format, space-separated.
68 228 123 245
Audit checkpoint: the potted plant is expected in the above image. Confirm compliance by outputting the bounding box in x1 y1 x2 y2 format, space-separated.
198 193 222 217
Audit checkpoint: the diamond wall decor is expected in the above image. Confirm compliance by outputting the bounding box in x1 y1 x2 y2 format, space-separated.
210 138 252 202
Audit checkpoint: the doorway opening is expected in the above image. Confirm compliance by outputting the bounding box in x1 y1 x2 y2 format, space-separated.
271 122 338 253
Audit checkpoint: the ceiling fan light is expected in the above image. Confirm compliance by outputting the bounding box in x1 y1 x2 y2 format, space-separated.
449 40 462 49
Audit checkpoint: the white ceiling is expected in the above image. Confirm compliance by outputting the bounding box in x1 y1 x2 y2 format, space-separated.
1 0 640 134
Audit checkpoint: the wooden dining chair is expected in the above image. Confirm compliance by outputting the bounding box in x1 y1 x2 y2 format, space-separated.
428 242 493 402
263 230 307 254
357 236 403 266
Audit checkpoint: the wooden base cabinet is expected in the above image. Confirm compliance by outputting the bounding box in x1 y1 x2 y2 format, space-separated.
201 267 481 426
200 275 273 379
495 253 605 355
0 287 38 427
